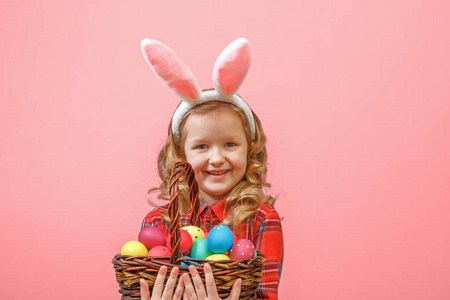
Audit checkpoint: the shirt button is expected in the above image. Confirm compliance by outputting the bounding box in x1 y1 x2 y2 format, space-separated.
204 222 211 229
204 207 209 213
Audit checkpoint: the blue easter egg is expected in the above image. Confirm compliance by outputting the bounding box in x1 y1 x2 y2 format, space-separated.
190 239 214 259
181 261 189 267
180 256 200 268
207 225 234 254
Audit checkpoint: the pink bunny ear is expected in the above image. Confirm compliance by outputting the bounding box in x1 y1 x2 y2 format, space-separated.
213 38 252 96
141 39 201 103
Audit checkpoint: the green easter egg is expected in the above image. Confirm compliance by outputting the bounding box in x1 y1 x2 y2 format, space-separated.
190 239 213 259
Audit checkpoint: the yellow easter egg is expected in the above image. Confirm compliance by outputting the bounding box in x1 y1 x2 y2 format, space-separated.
121 241 148 256
181 226 205 243
206 254 230 261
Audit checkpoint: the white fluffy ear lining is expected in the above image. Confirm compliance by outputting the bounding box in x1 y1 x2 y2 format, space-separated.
213 38 252 97
141 39 201 104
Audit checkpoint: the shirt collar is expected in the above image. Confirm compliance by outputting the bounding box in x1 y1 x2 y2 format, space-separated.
199 198 226 221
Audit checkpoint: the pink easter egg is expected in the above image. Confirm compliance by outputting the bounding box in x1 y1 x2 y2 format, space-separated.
138 226 166 250
229 239 256 260
166 229 193 254
148 245 172 257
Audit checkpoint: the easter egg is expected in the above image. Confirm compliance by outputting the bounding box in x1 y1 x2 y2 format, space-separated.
190 239 214 259
181 261 189 268
121 241 148 256
179 256 200 268
182 226 205 243
166 229 193 254
148 245 172 257
206 254 230 261
207 225 233 254
138 226 166 250
229 239 256 260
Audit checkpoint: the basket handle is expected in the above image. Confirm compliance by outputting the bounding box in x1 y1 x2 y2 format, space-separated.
168 162 200 264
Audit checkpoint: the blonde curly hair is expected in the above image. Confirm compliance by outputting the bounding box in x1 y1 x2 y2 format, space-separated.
147 101 276 231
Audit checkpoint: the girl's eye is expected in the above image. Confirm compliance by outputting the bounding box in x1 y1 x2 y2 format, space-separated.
225 142 236 147
197 144 207 150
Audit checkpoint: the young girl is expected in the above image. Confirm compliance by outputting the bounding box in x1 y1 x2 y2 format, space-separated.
139 38 283 300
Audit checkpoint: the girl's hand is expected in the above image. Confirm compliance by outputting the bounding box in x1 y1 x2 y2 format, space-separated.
140 266 185 300
182 263 242 300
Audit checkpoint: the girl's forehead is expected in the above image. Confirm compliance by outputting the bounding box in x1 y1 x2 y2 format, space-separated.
186 108 242 124
183 111 246 138
179 105 252 145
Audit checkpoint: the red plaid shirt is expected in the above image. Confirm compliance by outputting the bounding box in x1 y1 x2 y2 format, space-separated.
141 198 284 299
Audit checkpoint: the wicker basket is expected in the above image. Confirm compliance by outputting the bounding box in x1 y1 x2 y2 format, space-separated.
112 162 265 300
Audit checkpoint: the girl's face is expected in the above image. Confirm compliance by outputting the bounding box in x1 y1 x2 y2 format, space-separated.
183 109 248 205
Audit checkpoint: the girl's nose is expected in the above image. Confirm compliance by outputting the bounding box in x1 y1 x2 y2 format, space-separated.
209 147 225 165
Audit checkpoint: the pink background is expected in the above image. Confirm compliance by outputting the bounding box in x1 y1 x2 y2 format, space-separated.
1 1 449 299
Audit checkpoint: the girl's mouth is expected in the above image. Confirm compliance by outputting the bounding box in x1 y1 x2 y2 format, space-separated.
207 170 228 175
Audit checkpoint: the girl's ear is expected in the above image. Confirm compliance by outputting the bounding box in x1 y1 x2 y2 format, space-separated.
213 38 252 97
141 39 201 104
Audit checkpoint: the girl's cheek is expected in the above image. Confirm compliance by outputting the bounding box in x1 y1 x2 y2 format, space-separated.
185 155 198 167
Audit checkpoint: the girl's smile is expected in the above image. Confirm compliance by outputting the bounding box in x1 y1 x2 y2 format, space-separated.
206 170 228 176
182 109 248 205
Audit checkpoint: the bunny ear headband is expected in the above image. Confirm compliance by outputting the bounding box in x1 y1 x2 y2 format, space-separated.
141 37 256 140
